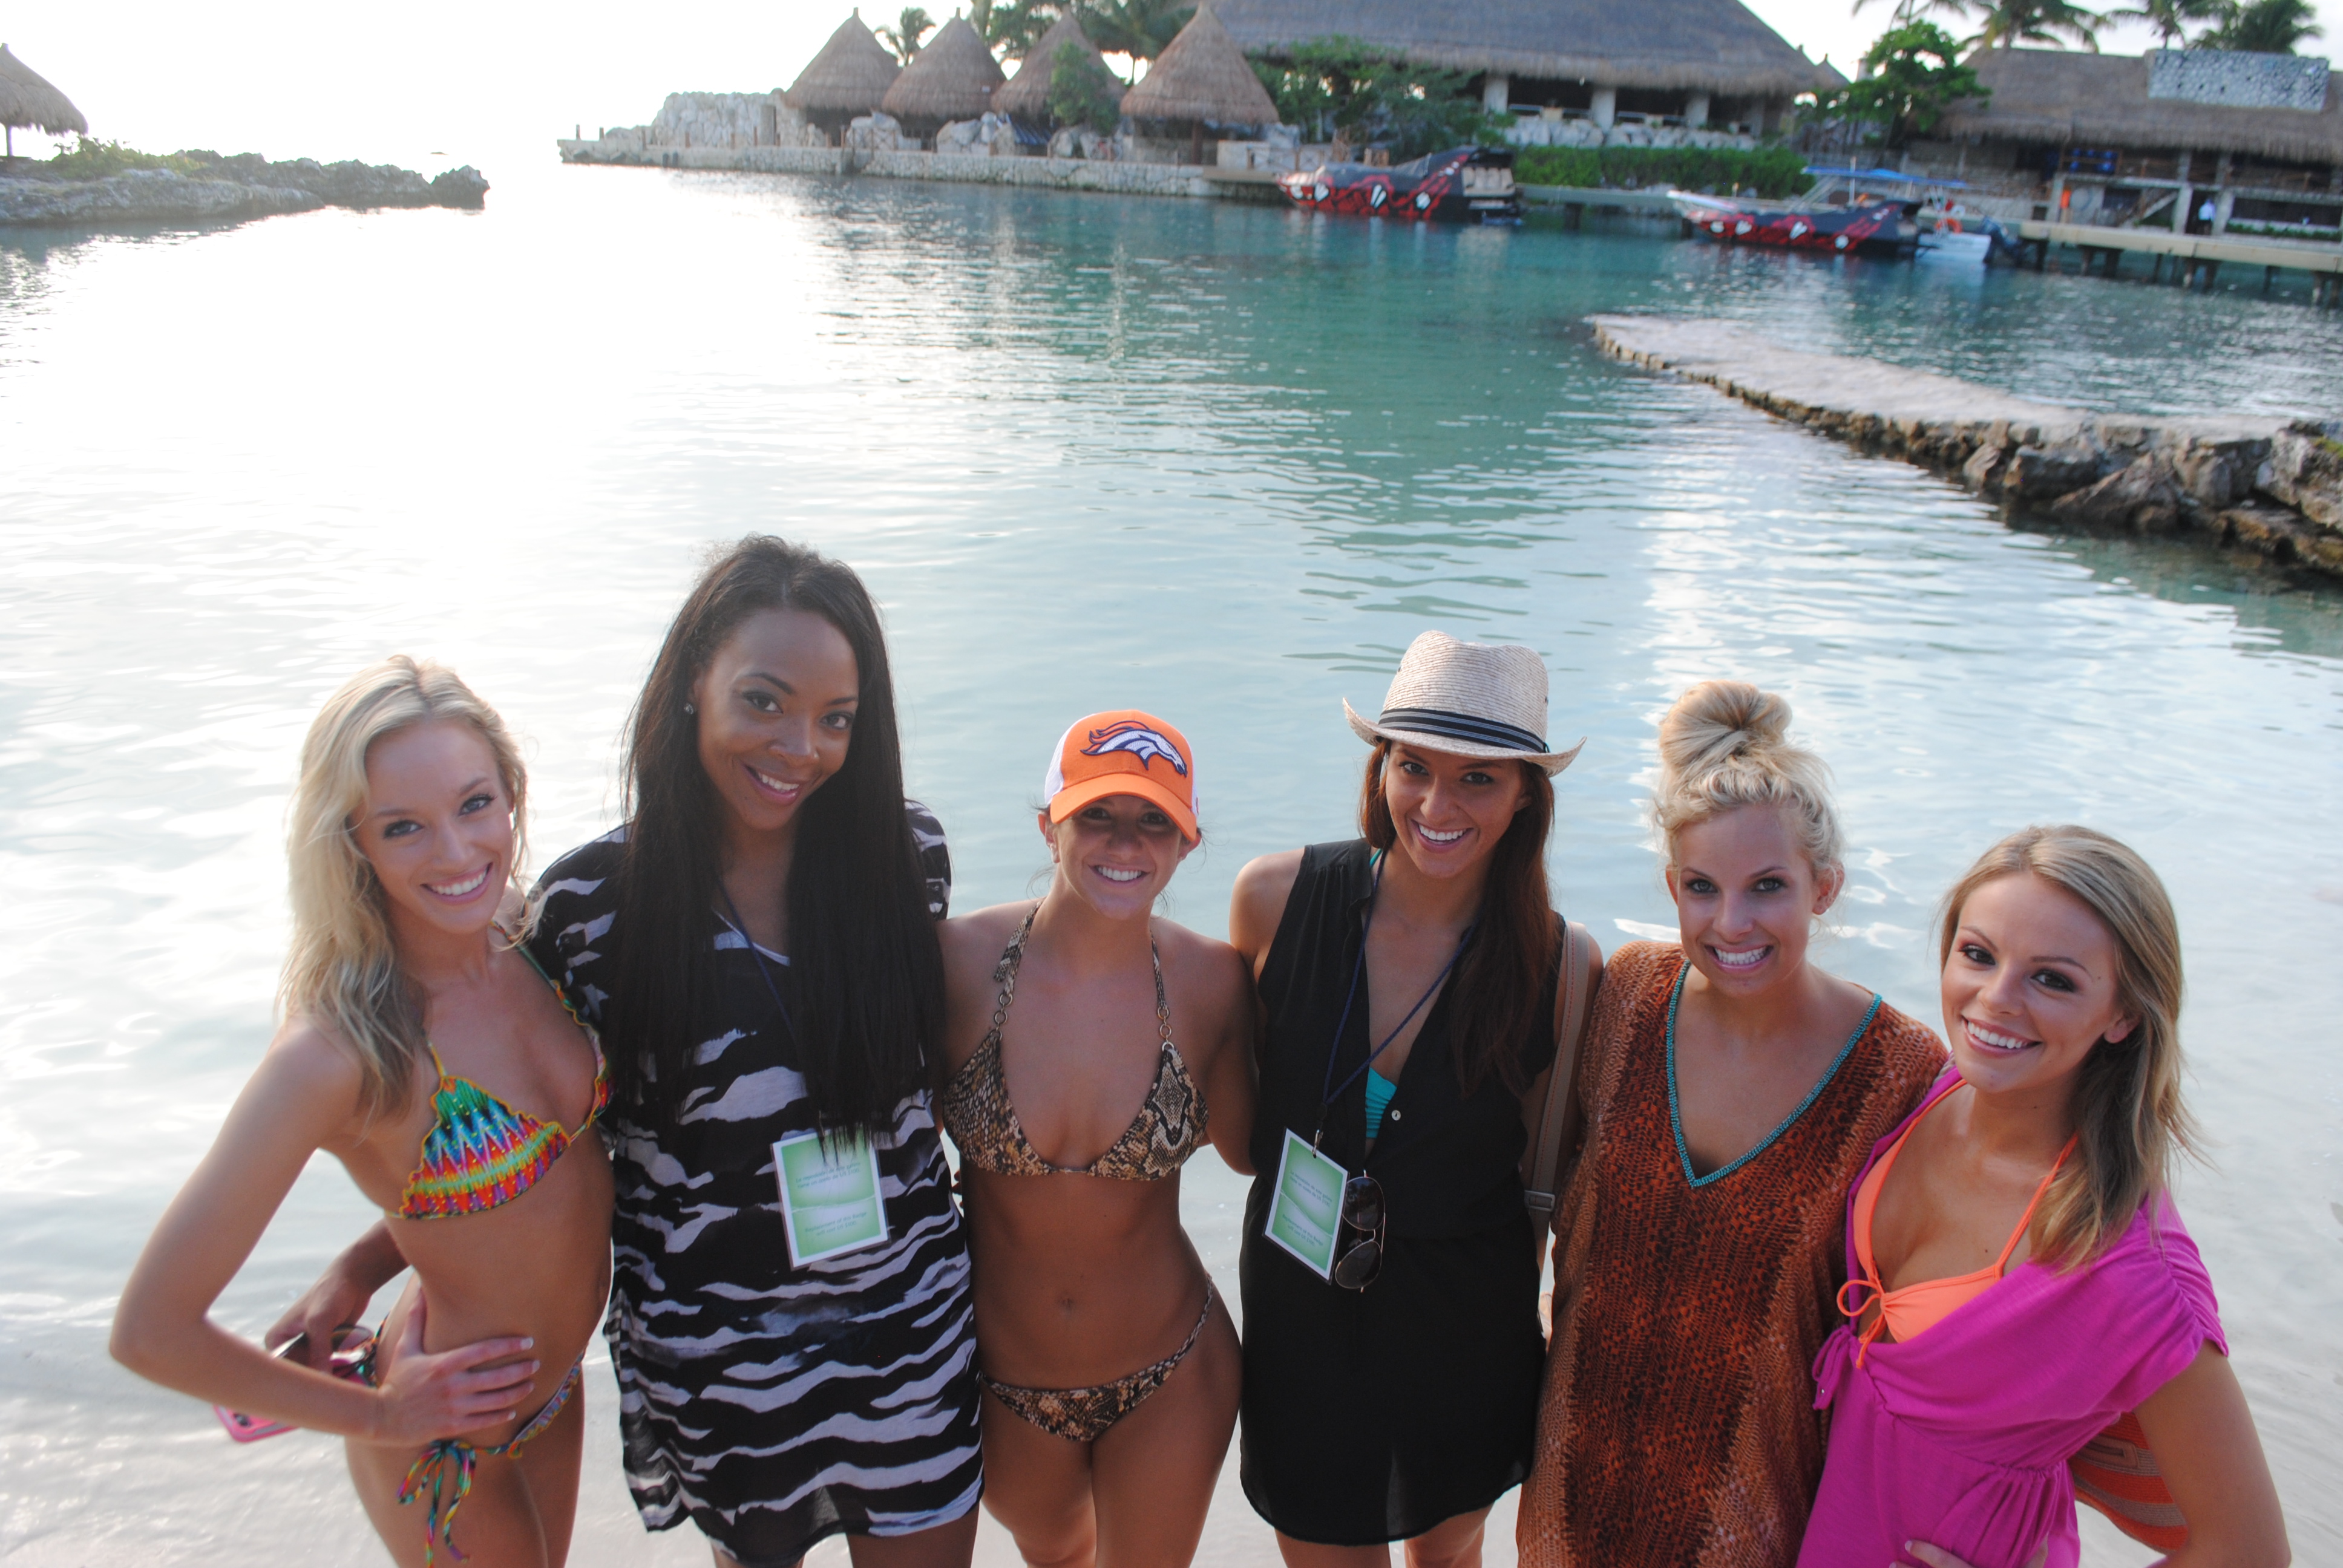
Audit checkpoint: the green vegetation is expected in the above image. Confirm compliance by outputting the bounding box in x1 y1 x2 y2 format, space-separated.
985 0 1193 60
1250 38 1502 160
1047 41 1124 134
877 6 936 65
2198 0 2324 51
37 139 201 179
1818 22 1987 149
1513 145 1814 198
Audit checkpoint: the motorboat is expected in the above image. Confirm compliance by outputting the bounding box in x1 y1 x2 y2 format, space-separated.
1276 146 1522 224
1669 167 2014 263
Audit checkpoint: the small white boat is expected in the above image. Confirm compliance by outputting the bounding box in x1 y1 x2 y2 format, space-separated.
1916 229 1993 265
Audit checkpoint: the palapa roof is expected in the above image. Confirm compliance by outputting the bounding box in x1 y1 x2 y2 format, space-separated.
0 44 88 136
881 16 1008 123
994 13 1120 122
1216 0 1835 96
1939 48 2343 164
1121 7 1281 126
785 13 902 116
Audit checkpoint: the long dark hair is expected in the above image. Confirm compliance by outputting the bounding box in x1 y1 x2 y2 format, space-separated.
607 536 943 1133
1360 739 1559 1096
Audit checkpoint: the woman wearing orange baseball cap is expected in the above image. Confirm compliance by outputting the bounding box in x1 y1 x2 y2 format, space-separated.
1227 631 1599 1567
937 710 1258 1568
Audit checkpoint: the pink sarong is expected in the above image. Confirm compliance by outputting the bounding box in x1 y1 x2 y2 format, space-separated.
1796 1073 2225 1568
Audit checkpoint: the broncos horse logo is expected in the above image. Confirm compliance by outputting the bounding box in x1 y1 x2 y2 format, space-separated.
1083 720 1188 776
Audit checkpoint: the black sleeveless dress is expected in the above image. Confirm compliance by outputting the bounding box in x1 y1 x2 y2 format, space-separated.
1239 839 1559 1545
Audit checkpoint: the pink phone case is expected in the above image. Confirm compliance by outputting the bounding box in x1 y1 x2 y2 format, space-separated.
215 1327 373 1443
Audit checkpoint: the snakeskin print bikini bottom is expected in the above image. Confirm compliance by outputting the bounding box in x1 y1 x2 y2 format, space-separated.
980 1284 1216 1444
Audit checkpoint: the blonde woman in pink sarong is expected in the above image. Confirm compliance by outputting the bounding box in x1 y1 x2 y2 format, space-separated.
1797 826 2289 1568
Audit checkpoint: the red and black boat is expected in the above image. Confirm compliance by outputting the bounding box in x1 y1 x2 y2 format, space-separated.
1276 146 1522 224
1671 189 1914 256
1668 168 2013 260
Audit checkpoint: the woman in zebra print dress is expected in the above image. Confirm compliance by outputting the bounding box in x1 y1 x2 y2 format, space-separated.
532 537 982 1568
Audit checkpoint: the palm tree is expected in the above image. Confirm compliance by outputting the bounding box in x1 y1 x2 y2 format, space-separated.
1852 0 1977 28
1080 0 1194 60
1970 0 2103 48
2108 0 2223 43
877 5 937 64
2198 0 2324 50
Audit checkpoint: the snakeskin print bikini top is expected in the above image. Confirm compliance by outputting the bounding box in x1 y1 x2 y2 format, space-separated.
942 905 1207 1181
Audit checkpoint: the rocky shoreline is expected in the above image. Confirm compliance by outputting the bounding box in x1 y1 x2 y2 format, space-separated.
1589 315 2343 580
0 151 488 227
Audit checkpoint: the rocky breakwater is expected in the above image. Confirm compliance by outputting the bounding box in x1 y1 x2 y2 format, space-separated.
1589 315 2343 578
0 150 488 226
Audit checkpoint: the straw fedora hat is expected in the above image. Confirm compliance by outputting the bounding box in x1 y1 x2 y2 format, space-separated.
1344 631 1584 774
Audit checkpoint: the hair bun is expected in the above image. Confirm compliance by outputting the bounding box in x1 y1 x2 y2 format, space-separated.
1656 680 1792 786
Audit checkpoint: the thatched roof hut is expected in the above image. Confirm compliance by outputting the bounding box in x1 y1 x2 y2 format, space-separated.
1215 0 1833 97
1121 7 1280 126
994 13 1119 123
0 44 88 144
785 13 902 124
1939 48 2343 165
881 16 1008 129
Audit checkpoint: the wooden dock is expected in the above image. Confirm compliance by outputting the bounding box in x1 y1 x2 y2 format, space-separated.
2014 219 2343 301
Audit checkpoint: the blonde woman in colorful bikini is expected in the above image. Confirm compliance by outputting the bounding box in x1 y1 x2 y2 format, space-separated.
112 657 612 1568
937 711 1256 1568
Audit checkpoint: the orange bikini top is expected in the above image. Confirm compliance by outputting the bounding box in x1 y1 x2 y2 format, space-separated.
1838 1078 2076 1362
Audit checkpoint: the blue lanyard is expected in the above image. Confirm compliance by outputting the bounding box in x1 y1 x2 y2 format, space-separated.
1316 854 1475 1148
718 883 793 1037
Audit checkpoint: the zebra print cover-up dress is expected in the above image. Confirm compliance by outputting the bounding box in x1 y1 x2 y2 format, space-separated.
528 805 982 1567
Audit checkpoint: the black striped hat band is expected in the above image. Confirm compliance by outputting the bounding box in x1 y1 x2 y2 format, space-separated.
1377 707 1547 754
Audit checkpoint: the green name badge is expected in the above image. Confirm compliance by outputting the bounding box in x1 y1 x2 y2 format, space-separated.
774 1129 890 1267
1265 1128 1345 1281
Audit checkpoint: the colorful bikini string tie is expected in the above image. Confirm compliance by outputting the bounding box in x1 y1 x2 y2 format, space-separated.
397 1359 582 1566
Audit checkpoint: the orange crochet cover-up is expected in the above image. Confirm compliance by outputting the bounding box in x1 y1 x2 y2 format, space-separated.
1518 942 1947 1568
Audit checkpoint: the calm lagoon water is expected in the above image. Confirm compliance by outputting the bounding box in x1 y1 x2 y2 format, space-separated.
4 162 2341 1566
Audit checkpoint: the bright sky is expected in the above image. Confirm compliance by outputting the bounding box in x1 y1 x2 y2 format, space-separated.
9 0 2343 171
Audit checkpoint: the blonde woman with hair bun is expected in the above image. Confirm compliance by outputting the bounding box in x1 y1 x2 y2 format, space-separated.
1518 679 1946 1568
1798 825 2287 1568
112 656 613 1568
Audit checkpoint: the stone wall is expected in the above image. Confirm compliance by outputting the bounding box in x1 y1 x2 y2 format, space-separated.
2149 48 2330 112
555 137 1221 196
1506 117 1758 151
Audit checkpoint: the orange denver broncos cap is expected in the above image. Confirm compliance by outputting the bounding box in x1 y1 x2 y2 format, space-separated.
1043 711 1200 844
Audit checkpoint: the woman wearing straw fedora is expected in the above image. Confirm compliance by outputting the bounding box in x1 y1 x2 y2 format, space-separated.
1228 632 1601 1568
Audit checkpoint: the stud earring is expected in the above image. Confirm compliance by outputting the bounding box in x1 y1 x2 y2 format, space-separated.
684 702 697 715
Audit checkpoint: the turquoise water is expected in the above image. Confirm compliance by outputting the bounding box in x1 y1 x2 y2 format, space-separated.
3 164 2340 1566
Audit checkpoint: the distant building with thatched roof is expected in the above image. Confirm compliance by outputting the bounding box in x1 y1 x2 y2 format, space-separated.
1214 0 1834 136
882 16 1007 137
1 44 87 157
786 13 902 138
1918 48 2341 238
1121 6 1280 138
994 14 1119 126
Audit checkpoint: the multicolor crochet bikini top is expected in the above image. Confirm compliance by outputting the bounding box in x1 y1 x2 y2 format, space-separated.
398 947 609 1220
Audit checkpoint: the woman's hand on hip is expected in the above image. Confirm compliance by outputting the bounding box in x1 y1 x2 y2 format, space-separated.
370 1291 540 1446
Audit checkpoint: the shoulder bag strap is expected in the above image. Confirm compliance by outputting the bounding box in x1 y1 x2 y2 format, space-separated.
1524 920 1600 1225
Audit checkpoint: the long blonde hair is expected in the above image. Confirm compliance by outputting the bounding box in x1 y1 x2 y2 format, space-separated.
1939 825 2196 1268
1651 680 1844 877
280 656 530 1117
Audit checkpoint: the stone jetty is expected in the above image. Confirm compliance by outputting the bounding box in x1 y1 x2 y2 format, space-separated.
1589 315 2343 578
0 151 488 227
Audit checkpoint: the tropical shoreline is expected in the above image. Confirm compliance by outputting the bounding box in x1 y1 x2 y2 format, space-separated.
0 151 488 226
